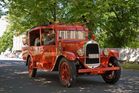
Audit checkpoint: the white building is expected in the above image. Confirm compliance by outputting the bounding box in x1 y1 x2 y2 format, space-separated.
12 35 24 52
0 16 8 37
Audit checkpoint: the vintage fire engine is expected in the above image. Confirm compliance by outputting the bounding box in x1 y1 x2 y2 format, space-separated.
22 23 121 87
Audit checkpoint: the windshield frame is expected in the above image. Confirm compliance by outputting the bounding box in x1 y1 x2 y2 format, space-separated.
58 30 87 41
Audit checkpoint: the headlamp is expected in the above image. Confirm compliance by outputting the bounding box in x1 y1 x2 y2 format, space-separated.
103 48 109 56
77 48 84 56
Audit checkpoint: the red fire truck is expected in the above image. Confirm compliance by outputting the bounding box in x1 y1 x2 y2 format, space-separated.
22 23 121 87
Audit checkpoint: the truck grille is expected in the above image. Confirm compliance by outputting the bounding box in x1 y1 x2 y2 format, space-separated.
86 43 99 64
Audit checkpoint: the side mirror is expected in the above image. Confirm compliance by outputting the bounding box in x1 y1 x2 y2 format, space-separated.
92 34 95 40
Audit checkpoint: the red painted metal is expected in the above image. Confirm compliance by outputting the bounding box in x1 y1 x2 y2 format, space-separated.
22 23 120 75
62 51 76 61
59 61 71 85
22 46 28 60
78 67 120 74
28 57 33 75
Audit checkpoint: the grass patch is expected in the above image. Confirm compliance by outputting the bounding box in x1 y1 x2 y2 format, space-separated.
122 63 139 70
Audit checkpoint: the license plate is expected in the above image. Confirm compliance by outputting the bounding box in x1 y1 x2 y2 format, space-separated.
88 54 99 58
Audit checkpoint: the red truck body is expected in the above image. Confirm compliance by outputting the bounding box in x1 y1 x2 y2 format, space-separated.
22 23 121 87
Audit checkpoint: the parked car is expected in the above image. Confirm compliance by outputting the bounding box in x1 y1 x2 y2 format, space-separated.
22 23 121 87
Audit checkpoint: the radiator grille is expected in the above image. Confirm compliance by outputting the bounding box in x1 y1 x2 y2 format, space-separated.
86 44 99 64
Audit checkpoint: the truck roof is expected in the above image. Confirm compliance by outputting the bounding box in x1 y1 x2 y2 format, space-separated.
30 23 88 32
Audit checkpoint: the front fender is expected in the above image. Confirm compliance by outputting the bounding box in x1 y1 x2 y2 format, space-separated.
100 49 119 66
109 49 119 59
62 51 76 61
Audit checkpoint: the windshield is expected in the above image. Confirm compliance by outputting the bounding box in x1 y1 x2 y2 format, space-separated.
59 31 86 40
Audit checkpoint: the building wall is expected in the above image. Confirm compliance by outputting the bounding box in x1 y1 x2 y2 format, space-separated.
12 35 24 52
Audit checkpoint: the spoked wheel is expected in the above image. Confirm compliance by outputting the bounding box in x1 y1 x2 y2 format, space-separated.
59 58 76 87
102 58 121 84
28 57 37 78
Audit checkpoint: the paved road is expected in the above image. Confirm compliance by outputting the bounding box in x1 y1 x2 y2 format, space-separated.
0 60 139 93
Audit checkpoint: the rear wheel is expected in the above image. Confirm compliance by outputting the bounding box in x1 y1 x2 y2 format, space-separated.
59 58 76 87
28 57 37 78
102 58 121 84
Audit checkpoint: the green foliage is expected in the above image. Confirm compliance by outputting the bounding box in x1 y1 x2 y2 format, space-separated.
97 0 139 48
65 0 139 48
8 0 63 33
122 63 139 70
0 0 8 17
0 0 138 53
0 8 2 17
0 1 4 17
0 29 14 52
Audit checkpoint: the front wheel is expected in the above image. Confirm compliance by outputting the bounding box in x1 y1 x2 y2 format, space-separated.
59 58 76 87
28 57 37 78
102 58 121 84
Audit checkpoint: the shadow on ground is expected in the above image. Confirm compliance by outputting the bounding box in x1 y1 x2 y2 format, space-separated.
0 61 139 93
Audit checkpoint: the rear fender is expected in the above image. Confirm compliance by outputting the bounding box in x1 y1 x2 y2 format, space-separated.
26 54 34 66
26 55 30 66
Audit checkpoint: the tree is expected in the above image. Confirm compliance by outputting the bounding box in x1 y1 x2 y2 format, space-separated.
63 0 139 47
0 29 13 52
0 0 138 53
0 0 8 17
0 1 4 17
97 0 139 47
0 8 2 17
7 0 65 33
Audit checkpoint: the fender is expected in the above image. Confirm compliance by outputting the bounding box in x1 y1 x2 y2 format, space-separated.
26 55 30 66
22 46 29 60
26 54 37 67
109 49 119 59
26 51 34 66
62 51 76 61
100 49 119 66
52 52 76 71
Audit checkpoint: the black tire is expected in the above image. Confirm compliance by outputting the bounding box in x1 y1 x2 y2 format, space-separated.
28 57 37 78
102 58 121 84
58 58 76 87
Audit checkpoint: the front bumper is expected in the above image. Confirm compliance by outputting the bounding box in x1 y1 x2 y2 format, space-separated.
78 66 120 75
